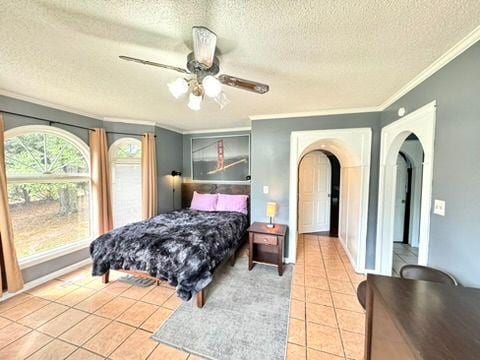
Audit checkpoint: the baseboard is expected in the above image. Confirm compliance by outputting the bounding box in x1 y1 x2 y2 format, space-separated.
0 258 92 302
337 235 362 273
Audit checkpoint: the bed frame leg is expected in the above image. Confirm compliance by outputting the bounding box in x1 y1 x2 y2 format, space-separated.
102 270 109 284
196 289 205 308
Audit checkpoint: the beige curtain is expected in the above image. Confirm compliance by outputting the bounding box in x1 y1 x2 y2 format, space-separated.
0 114 24 295
141 133 157 219
90 129 113 235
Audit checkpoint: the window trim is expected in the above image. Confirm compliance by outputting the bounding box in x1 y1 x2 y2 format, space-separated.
109 137 142 162
5 125 90 167
18 239 91 269
5 125 93 264
109 137 142 228
7 174 90 184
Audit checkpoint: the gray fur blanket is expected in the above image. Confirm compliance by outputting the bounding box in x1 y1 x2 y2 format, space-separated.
90 209 248 301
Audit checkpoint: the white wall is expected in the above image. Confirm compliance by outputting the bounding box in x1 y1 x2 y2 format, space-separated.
289 128 371 271
339 166 362 265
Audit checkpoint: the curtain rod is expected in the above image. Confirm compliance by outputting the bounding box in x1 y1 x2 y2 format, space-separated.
0 110 156 138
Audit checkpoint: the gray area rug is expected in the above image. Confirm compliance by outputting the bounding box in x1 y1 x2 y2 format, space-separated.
152 257 292 360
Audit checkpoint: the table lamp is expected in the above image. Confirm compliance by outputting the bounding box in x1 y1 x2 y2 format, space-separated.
266 202 277 228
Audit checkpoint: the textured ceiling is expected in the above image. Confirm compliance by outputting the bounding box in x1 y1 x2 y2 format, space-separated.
1 1 480 131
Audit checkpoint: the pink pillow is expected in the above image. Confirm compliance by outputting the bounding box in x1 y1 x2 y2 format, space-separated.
216 194 249 215
190 192 218 212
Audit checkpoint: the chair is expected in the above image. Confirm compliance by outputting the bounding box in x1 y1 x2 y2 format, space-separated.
399 264 458 286
356 280 367 310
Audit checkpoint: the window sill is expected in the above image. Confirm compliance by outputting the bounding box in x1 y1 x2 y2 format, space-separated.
18 240 91 270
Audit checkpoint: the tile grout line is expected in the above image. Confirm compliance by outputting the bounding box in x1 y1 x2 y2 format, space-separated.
334 237 366 359
4 239 364 360
0 274 182 359
318 235 347 360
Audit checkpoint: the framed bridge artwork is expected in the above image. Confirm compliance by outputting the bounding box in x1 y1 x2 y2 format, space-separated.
191 134 250 182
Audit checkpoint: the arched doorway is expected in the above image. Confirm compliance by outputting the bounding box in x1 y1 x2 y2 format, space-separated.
392 136 425 276
289 128 372 272
298 151 333 234
376 101 436 275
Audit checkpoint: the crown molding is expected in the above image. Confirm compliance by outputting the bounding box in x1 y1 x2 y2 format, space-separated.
104 116 185 134
182 126 251 135
249 107 381 121
0 89 104 120
379 24 480 110
3 25 480 131
103 117 157 127
0 89 186 133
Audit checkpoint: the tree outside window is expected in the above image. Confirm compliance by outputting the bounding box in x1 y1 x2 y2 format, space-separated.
5 128 91 259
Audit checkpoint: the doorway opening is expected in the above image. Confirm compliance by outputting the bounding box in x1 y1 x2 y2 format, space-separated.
298 151 341 237
392 134 424 276
289 128 372 273
376 101 436 275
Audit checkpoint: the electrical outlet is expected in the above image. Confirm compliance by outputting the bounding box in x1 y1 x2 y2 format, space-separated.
263 186 269 194
433 199 445 216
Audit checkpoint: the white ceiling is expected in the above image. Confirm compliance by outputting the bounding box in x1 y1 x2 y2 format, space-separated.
1 1 480 131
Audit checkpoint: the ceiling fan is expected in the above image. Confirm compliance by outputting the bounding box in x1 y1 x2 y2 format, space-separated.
119 26 270 111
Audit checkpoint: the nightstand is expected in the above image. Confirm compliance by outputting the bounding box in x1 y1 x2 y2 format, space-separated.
247 222 287 276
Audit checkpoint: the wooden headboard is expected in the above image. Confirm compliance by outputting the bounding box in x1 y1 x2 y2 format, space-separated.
181 182 251 218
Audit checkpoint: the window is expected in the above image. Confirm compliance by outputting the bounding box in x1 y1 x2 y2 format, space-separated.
110 138 142 227
5 126 91 261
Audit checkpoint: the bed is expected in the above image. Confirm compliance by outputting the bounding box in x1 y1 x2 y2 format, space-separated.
89 183 250 308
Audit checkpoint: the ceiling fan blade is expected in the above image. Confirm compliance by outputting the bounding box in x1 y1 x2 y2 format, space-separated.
192 26 217 68
218 74 269 94
119 56 189 74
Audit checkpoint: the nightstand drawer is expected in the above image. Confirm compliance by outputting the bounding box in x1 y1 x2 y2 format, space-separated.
253 233 277 246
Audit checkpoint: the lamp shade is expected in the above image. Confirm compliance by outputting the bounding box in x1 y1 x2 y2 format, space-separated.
168 77 188 98
188 92 202 111
266 202 277 218
203 76 222 98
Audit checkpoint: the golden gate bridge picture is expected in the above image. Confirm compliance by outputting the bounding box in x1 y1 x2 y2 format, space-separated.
192 135 250 181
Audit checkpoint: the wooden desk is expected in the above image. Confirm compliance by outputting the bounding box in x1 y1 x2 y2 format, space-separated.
365 274 480 360
247 222 287 276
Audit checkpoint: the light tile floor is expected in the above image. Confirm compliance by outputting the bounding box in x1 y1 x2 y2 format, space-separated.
287 234 366 360
0 266 192 359
392 242 419 277
0 235 366 359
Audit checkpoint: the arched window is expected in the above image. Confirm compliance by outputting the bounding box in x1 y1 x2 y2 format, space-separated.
110 138 142 227
5 126 91 261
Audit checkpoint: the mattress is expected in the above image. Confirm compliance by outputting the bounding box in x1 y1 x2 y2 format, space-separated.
89 209 248 300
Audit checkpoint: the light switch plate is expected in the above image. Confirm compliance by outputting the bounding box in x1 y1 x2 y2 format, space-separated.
263 186 269 194
433 199 445 216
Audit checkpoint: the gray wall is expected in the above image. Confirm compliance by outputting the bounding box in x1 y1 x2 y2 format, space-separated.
182 130 251 180
4 40 480 287
156 126 183 212
380 41 480 287
103 121 155 146
0 95 181 283
251 113 381 261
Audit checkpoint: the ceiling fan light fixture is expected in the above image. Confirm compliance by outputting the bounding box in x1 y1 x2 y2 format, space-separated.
168 77 189 99
188 92 202 111
120 26 269 112
202 75 222 98
192 26 217 68
214 91 230 109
